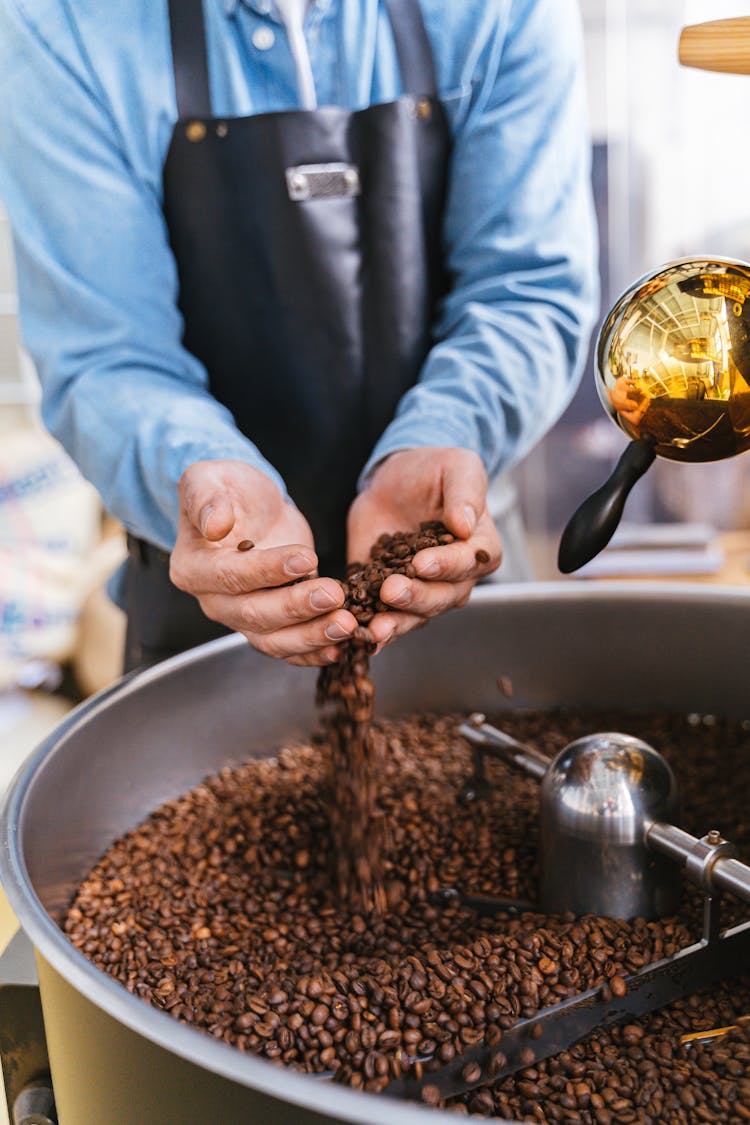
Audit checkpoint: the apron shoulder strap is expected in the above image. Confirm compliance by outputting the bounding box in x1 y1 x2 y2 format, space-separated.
168 0 212 119
382 0 438 97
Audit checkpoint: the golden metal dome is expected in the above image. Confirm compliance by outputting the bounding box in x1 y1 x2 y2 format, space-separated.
597 257 750 462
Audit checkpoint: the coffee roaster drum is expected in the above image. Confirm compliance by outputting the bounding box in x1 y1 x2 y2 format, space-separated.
2 583 749 1124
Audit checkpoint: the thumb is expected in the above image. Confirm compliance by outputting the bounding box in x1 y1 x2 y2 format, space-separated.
441 455 487 540
181 468 236 542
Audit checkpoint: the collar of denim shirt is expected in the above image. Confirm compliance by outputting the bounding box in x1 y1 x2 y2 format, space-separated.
223 0 333 20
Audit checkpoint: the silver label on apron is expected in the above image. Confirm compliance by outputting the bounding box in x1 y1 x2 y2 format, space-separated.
285 163 361 202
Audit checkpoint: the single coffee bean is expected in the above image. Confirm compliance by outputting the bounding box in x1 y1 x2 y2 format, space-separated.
610 974 627 998
421 1084 441 1106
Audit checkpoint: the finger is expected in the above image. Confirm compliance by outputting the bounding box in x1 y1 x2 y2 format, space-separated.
180 466 237 542
171 543 317 597
378 574 475 618
286 646 342 668
411 538 501 582
441 456 488 540
201 599 358 659
199 577 347 634
366 609 429 648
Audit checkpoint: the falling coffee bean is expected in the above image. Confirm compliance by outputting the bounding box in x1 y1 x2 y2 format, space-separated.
316 522 453 914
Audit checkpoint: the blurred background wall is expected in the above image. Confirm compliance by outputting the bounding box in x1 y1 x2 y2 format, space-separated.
517 0 750 572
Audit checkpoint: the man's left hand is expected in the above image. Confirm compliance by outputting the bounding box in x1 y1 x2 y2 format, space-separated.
346 448 501 652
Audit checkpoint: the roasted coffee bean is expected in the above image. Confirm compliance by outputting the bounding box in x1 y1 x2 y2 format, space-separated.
421 1084 441 1106
236 539 255 551
610 974 627 998
64 706 750 1117
474 548 490 565
462 1061 482 1084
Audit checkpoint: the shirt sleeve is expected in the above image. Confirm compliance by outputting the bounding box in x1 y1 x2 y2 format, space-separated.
0 0 289 552
361 0 599 485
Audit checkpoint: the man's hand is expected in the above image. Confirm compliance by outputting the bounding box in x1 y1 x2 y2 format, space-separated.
608 375 650 427
347 448 501 650
170 461 357 666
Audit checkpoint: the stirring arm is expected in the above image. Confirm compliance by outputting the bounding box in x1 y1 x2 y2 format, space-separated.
459 715 549 782
646 823 750 907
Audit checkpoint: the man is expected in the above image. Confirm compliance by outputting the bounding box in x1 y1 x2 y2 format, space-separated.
0 0 598 670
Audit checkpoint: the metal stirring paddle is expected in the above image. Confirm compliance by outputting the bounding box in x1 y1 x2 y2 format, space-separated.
460 713 750 921
382 715 750 1102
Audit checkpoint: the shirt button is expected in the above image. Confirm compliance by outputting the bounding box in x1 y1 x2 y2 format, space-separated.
252 26 275 50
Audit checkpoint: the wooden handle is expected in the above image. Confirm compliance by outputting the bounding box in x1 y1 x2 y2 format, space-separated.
679 17 750 75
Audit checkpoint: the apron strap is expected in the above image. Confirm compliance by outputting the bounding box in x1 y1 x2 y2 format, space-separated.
168 0 212 119
382 0 438 97
168 0 438 121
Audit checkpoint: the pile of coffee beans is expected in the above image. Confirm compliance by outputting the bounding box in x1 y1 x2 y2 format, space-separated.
63 707 750 1119
455 976 750 1121
316 522 455 913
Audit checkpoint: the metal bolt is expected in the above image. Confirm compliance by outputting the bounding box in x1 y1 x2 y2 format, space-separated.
12 1077 56 1125
706 829 723 845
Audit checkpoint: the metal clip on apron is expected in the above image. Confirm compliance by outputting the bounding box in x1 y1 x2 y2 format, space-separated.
124 0 451 670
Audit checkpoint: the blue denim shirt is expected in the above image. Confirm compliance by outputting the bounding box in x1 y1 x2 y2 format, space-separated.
0 0 598 551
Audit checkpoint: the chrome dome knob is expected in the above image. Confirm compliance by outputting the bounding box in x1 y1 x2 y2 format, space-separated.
539 732 682 920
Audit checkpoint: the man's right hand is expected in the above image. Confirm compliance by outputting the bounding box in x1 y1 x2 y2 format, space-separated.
170 460 358 666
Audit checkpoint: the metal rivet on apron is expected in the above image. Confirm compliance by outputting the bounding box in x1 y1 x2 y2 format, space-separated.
252 26 275 50
216 122 229 138
185 121 207 143
416 97 432 121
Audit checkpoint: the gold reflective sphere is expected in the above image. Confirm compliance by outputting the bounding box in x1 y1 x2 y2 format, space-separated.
597 257 750 462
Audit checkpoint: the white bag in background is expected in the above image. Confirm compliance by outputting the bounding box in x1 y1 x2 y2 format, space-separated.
0 425 102 683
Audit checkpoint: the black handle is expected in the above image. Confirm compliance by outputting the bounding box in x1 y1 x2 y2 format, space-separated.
557 439 656 573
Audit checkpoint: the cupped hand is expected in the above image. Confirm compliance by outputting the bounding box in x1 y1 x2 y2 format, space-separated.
346 448 501 651
170 460 357 665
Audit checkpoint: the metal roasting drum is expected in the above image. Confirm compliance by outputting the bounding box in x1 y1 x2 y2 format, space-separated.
3 583 750 1123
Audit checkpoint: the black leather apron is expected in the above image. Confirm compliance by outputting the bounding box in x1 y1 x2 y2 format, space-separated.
125 0 451 669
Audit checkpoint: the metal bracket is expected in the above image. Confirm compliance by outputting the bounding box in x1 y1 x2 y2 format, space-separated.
0 932 52 1123
285 163 361 202
384 905 750 1102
